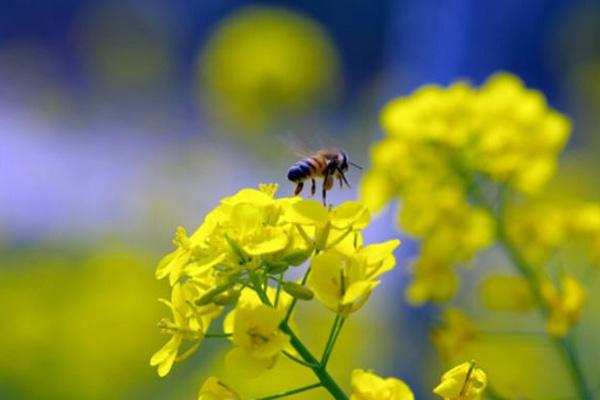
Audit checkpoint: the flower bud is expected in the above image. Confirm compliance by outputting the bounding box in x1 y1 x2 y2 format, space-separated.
282 249 313 266
265 261 288 274
283 282 314 300
196 285 230 306
213 290 241 306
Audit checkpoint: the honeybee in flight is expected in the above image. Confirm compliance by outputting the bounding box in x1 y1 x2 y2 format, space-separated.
287 148 361 205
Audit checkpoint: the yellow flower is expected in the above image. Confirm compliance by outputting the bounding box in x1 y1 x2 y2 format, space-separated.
570 202 600 234
405 255 458 305
431 308 477 360
150 283 210 377
308 239 399 316
505 201 568 267
156 185 310 286
569 202 600 263
401 189 495 262
475 74 570 194
198 376 240 400
361 72 573 305
223 287 293 335
153 184 389 387
197 6 340 132
433 361 487 400
541 276 586 337
156 222 221 286
350 369 414 400
283 199 370 250
225 301 290 378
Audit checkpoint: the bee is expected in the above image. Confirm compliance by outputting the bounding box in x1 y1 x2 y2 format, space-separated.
287 148 361 205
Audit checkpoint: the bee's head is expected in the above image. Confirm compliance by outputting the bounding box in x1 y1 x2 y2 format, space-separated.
339 151 349 171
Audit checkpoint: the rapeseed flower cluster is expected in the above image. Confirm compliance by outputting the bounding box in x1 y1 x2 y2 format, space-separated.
151 184 409 398
361 73 571 305
364 72 595 398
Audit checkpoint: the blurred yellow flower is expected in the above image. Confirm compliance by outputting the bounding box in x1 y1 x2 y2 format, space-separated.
433 361 487 400
505 201 568 267
0 248 164 399
362 72 572 306
198 6 340 132
540 276 586 337
569 202 600 263
432 308 478 360
350 369 414 400
226 302 290 378
198 376 240 400
400 189 495 263
405 254 458 305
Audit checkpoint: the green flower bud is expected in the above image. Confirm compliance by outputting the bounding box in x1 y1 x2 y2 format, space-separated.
265 261 288 274
213 289 241 306
282 249 313 266
283 282 314 300
195 284 230 306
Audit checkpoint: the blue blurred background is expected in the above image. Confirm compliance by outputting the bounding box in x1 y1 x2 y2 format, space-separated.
2 1 600 399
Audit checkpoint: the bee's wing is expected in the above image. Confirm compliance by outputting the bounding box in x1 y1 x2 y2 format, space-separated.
277 129 319 159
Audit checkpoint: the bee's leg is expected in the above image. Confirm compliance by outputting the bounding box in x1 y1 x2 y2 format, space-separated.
337 174 343 188
322 170 330 205
294 181 304 196
337 168 351 188
311 179 316 196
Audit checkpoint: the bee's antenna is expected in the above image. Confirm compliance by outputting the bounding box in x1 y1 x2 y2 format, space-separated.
349 161 363 170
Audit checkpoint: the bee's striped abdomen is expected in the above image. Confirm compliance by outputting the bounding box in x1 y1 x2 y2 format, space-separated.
287 156 323 182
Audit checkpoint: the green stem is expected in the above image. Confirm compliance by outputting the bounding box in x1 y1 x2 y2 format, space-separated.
496 211 592 399
280 322 349 400
283 350 320 368
255 382 322 400
467 179 593 400
274 272 283 308
558 334 592 400
250 270 348 399
321 315 345 367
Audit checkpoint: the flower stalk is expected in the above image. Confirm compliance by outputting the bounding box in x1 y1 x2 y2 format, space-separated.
469 177 593 400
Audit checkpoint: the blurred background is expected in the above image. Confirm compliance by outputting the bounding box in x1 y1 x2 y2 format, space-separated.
1 0 600 399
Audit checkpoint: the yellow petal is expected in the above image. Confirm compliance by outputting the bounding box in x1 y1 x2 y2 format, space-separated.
331 201 371 230
221 188 274 206
198 376 240 400
243 232 288 256
150 335 182 377
225 347 274 379
284 199 329 225
342 280 379 305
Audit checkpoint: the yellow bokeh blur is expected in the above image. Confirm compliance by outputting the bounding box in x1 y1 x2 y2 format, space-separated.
0 247 164 399
197 6 341 133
